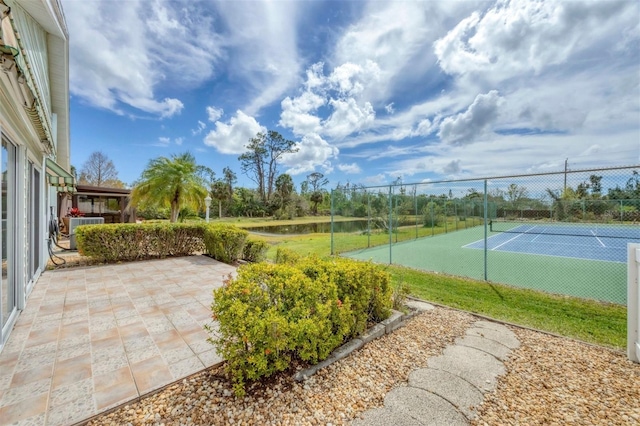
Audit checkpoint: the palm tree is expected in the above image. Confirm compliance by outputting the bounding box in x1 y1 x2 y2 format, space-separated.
130 152 208 223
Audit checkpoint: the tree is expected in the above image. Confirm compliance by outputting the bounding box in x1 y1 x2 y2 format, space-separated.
78 151 124 187
129 152 208 223
210 180 228 219
506 184 528 208
238 131 298 204
589 175 602 196
222 167 237 207
306 172 328 215
274 173 295 216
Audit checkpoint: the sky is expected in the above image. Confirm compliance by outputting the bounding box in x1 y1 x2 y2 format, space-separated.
62 0 640 191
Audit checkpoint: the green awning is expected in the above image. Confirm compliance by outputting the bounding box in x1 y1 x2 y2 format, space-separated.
45 158 76 193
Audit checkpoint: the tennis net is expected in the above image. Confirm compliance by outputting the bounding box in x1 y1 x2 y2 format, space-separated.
489 219 640 240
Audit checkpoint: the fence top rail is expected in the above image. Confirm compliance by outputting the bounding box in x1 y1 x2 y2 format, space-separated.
332 164 640 191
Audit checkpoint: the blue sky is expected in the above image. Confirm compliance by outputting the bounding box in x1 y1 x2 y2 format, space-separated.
62 0 640 190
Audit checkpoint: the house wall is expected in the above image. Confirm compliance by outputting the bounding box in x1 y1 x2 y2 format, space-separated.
0 0 69 352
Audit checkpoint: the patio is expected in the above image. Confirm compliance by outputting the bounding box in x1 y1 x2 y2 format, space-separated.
0 255 236 426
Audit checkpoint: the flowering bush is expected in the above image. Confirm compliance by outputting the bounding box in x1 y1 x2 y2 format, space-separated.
68 207 84 217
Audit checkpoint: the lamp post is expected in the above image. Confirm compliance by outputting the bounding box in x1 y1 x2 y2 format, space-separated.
204 195 212 222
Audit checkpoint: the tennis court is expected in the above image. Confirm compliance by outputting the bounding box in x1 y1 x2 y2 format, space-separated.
464 221 639 263
344 224 631 305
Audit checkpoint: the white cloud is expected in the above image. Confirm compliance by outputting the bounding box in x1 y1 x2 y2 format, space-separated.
214 1 302 114
438 91 503 145
156 137 171 147
337 163 362 174
63 0 221 118
324 98 376 139
362 173 387 185
434 0 638 80
203 110 265 155
191 120 206 136
282 133 339 175
381 129 640 182
385 103 395 114
279 91 326 136
414 119 433 136
327 61 381 97
443 160 461 174
207 106 224 122
174 137 184 146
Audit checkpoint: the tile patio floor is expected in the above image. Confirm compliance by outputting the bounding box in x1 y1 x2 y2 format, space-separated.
0 256 236 426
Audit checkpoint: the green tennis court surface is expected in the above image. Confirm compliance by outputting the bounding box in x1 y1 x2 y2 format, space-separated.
343 226 626 305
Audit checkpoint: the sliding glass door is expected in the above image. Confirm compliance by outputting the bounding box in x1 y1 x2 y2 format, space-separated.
1 138 17 344
26 161 41 293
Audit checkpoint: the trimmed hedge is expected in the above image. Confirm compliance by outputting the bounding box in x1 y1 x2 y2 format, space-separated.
203 224 248 263
75 223 206 262
210 256 392 396
242 239 269 263
75 222 250 264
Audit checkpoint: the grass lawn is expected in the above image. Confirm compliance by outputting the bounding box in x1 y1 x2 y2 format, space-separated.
237 216 627 350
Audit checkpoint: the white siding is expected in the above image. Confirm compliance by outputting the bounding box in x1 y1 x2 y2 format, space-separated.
9 2 51 119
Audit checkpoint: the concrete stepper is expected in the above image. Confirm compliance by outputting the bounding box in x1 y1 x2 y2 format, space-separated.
352 319 520 425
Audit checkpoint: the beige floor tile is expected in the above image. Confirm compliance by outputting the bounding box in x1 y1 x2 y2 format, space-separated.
24 328 59 349
52 352 92 389
1 256 235 425
0 392 48 424
168 355 204 381
93 366 137 411
11 362 54 386
0 378 50 408
49 377 93 408
130 355 173 394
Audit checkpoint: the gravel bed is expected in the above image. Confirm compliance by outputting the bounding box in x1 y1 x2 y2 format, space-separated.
86 307 640 425
87 307 474 425
473 327 640 425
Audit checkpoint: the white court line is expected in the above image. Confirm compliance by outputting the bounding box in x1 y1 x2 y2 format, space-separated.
590 230 606 247
491 227 536 251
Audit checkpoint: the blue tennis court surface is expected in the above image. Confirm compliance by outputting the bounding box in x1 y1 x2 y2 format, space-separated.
464 223 640 263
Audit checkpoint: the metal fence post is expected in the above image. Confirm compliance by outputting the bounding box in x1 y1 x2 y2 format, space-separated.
389 185 392 264
330 189 334 256
367 191 371 248
484 179 488 281
628 244 640 363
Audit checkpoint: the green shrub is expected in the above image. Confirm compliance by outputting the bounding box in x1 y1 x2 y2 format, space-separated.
75 223 206 262
242 240 269 262
274 247 302 265
296 257 393 338
209 256 392 396
210 262 352 396
203 224 248 263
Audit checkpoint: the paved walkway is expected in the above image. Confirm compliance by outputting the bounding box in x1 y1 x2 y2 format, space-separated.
353 319 520 425
0 256 235 426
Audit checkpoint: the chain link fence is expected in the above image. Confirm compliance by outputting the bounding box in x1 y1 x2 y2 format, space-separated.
331 165 640 305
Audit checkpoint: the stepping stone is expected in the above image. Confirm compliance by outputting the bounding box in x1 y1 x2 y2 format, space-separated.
408 368 484 419
384 386 468 425
428 345 505 392
455 335 512 361
473 320 510 333
405 299 435 312
352 407 425 426
465 327 520 349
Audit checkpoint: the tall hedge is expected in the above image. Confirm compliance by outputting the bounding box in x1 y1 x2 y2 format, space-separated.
75 223 206 262
203 224 248 263
75 222 253 264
